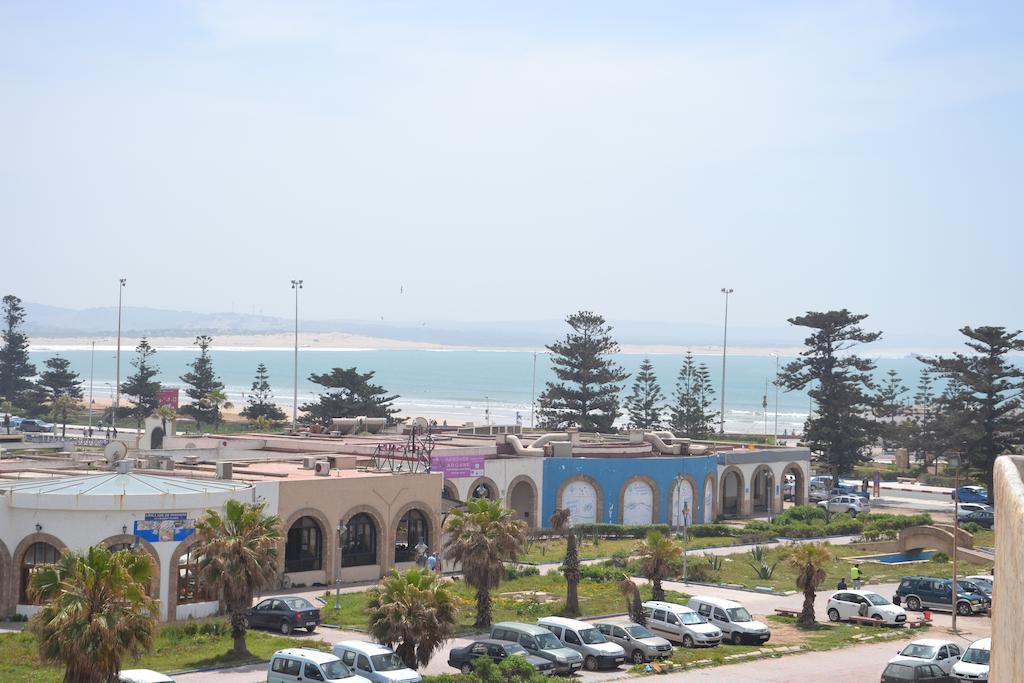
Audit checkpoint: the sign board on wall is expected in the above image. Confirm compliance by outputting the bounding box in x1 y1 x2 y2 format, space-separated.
430 454 485 479
134 512 195 542
157 388 179 409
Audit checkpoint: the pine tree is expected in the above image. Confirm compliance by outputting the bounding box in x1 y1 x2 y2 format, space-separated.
908 369 941 467
0 295 36 411
37 356 83 401
668 352 718 438
537 311 629 433
300 367 401 426
179 335 225 431
872 369 909 449
240 363 287 424
777 310 881 481
920 326 1024 503
121 339 160 430
623 358 665 429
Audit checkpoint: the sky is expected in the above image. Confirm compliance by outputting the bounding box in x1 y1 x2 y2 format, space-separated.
1 1 1022 341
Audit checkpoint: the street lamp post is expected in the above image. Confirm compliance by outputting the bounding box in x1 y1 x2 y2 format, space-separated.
336 520 347 606
530 351 538 429
290 280 303 432
114 278 126 431
88 341 95 434
719 288 734 434
950 448 963 634
772 353 780 443
681 501 690 583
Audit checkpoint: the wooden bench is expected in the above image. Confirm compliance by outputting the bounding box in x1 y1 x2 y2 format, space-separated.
847 616 888 626
774 608 801 617
903 617 931 629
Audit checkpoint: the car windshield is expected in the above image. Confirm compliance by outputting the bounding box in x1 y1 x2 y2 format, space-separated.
882 663 914 681
322 661 354 679
505 644 527 656
899 644 937 659
726 607 752 622
371 653 405 671
579 628 606 645
970 578 992 592
625 625 654 638
536 633 563 650
865 594 890 606
960 647 990 665
284 598 315 611
679 612 706 625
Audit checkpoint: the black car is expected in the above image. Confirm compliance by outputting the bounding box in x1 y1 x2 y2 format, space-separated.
245 596 320 635
962 509 995 529
448 639 555 676
881 660 956 682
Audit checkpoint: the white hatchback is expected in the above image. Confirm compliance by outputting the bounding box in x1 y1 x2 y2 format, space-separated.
817 495 869 516
950 637 989 682
826 590 907 625
888 639 962 674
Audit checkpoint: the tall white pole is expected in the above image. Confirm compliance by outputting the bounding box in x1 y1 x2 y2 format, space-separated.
88 341 95 432
114 278 125 430
719 288 733 434
530 352 538 429
291 280 303 432
773 353 780 443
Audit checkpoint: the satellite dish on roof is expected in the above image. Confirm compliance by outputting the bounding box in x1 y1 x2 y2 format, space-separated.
104 440 128 464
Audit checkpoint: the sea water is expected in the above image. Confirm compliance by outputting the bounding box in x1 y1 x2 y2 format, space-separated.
25 348 939 433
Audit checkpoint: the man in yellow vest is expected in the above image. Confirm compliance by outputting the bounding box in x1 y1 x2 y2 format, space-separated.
851 563 863 589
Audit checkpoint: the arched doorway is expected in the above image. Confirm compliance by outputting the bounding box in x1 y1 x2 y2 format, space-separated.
19 542 60 604
151 426 165 449
720 468 744 517
783 462 807 506
621 478 655 526
751 465 775 514
394 509 429 563
507 477 538 527
342 513 378 568
285 516 324 573
557 477 600 524
470 482 496 500
669 478 696 528
702 476 716 523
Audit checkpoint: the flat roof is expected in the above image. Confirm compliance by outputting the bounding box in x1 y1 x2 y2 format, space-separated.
0 471 250 496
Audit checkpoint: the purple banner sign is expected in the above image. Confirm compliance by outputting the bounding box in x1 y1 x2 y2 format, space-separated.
431 454 485 478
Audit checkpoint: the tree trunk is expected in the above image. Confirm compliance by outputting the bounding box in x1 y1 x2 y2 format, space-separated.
475 585 492 629
397 642 417 671
229 610 250 656
652 578 665 602
563 531 581 615
798 587 816 626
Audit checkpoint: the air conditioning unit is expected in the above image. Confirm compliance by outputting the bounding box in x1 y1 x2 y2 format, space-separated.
183 454 199 465
302 456 318 469
160 458 175 471
216 462 233 479
314 460 331 476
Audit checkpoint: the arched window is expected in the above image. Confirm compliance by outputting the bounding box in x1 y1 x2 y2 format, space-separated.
471 483 494 499
394 509 428 563
285 516 323 573
107 542 133 553
20 542 60 604
342 514 378 567
177 546 209 604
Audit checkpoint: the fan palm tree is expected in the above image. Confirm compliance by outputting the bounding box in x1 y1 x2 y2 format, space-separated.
49 394 80 439
207 389 233 432
443 497 527 629
549 508 581 615
788 542 832 626
155 404 176 434
193 499 282 656
636 530 681 601
618 576 646 625
367 568 459 670
28 545 158 683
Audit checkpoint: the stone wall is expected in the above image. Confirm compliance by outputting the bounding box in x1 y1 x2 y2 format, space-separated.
992 455 1024 682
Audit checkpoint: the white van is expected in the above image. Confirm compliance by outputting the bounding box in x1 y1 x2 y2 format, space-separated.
268 648 371 683
686 596 770 645
641 600 722 648
332 641 422 683
536 616 626 671
950 637 989 682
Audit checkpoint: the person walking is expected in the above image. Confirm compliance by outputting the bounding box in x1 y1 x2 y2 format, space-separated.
851 563 863 590
426 551 437 572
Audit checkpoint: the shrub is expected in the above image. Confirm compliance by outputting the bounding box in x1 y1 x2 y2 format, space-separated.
580 564 626 583
608 550 631 568
686 559 716 582
504 564 540 581
743 520 773 533
931 552 950 563
703 552 724 571
773 505 827 526
824 514 864 536
573 523 671 539
961 522 983 534
689 523 740 538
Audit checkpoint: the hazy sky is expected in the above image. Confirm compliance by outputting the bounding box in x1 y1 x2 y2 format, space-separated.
2 1 1022 337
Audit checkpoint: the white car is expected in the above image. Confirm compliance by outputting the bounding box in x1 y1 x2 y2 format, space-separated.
826 590 907 625
964 575 993 597
950 637 989 682
817 495 869 516
888 639 962 674
119 671 175 683
957 503 993 520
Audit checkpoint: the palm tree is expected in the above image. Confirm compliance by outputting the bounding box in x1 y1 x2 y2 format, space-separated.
2 399 13 434
251 414 272 432
49 394 80 438
193 499 282 656
788 542 832 626
367 568 458 670
28 545 158 683
636 530 681 601
550 508 581 615
208 389 233 432
155 404 176 434
618 576 646 625
443 497 527 629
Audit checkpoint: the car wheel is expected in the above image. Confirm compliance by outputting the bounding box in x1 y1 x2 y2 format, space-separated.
306 625 317 633
731 632 742 646
848 509 857 517
461 663 473 674
906 597 921 611
280 619 292 635
682 635 694 648
871 614 883 622
957 601 973 617
585 656 598 671
240 617 249 630
631 649 645 664
827 608 840 622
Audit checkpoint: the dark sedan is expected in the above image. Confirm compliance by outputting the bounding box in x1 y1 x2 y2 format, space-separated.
881 660 955 682
962 509 994 529
448 640 555 676
245 596 320 635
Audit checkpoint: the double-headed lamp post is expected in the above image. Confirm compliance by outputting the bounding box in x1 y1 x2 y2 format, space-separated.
719 288 734 434
290 280 303 432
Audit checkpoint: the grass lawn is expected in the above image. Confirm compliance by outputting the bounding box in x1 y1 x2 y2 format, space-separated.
970 529 994 548
519 536 740 564
0 621 329 682
321 573 690 634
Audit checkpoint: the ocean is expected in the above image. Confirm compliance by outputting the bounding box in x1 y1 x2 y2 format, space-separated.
26 347 939 434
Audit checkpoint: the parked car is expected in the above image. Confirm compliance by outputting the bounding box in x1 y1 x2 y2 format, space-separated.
332 641 422 683
640 600 722 648
894 577 988 616
447 639 555 676
817 494 870 516
119 670 175 683
956 503 993 520
888 639 962 674
963 575 993 597
18 418 54 433
594 622 673 663
961 509 994 529
825 590 907 625
268 648 369 683
951 486 988 504
880 660 956 682
831 483 871 500
956 581 991 608
950 637 989 682
537 616 626 670
490 622 583 674
247 596 321 635
686 596 770 645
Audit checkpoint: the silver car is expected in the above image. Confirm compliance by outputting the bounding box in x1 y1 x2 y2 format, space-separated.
594 623 673 664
